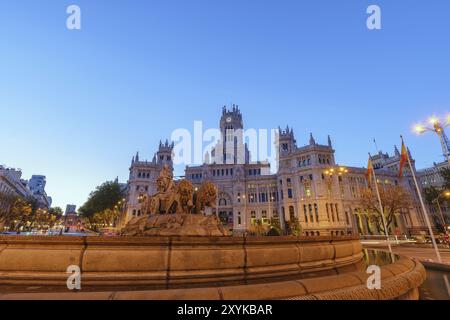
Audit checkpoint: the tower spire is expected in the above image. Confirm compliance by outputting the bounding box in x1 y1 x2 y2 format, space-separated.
309 133 316 145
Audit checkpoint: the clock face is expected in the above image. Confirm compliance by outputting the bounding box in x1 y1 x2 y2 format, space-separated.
226 117 232 123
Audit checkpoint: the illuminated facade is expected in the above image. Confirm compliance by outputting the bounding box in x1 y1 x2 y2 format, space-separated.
123 107 431 237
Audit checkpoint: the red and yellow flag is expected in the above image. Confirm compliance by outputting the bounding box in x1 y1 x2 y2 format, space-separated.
399 142 408 177
366 157 374 185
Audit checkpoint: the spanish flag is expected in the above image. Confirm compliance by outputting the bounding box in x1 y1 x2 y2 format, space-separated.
366 157 374 185
399 142 408 177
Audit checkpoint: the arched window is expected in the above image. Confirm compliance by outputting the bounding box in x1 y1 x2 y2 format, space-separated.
289 206 295 221
219 198 227 206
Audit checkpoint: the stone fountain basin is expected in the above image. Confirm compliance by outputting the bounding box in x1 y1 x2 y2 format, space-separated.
0 235 426 300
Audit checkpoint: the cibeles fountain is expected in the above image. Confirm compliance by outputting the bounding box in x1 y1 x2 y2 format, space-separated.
121 165 230 237
0 168 426 300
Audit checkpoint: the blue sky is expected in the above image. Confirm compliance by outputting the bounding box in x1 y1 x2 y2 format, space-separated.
1 0 450 209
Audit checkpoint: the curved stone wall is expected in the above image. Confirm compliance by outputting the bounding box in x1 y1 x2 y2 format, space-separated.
0 255 425 300
0 235 363 288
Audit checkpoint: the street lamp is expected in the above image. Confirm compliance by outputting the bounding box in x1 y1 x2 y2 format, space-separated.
414 115 450 163
324 166 349 177
432 190 450 234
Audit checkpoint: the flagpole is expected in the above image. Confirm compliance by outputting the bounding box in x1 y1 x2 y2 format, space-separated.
369 153 394 260
401 135 442 263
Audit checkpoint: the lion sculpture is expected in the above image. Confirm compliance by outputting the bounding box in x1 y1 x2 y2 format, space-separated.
194 181 217 214
139 165 217 216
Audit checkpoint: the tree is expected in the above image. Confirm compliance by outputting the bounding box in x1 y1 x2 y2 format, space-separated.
268 218 282 236
32 207 63 230
79 181 125 231
0 192 18 229
0 194 59 232
423 168 450 232
48 206 63 219
10 197 33 231
424 186 441 205
285 218 302 236
359 185 411 234
249 219 270 236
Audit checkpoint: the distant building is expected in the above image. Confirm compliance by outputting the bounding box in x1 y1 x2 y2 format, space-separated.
65 204 77 215
418 161 450 227
28 175 46 194
64 212 82 232
418 161 450 189
28 175 52 208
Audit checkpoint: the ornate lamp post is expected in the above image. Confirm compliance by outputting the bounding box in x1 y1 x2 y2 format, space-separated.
414 116 450 163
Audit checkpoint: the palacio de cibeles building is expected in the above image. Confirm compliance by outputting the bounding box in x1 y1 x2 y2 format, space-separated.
121 105 431 239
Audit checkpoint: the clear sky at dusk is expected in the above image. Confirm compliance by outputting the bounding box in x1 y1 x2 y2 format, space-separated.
1 0 450 209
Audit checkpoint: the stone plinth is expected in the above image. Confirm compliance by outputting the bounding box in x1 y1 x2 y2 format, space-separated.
121 214 230 237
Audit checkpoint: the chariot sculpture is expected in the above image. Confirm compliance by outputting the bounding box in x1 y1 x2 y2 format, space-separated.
122 165 229 236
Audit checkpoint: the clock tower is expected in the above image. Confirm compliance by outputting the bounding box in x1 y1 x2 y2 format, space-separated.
211 104 250 164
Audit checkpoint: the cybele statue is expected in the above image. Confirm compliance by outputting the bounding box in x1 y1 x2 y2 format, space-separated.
121 165 230 236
